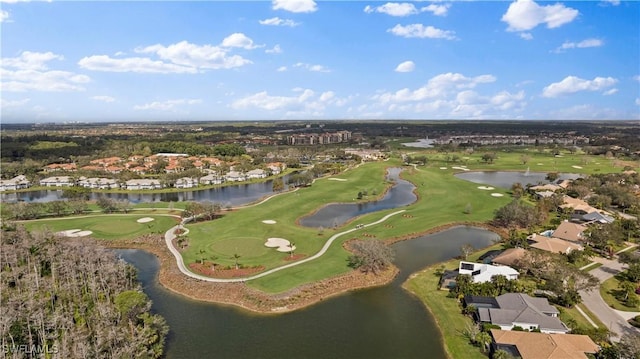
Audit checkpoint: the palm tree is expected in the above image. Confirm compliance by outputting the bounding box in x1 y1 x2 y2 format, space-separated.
288 242 295 258
474 331 492 353
210 255 218 272
232 253 241 270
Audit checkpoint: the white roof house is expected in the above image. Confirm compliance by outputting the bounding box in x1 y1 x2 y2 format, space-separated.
458 261 519 283
77 177 119 189
225 171 247 182
0 175 31 191
199 173 223 185
124 179 162 190
246 169 267 179
175 177 198 189
40 176 74 187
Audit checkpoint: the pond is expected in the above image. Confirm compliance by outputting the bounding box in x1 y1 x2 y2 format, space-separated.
298 168 417 228
118 226 499 359
454 171 581 189
0 176 291 206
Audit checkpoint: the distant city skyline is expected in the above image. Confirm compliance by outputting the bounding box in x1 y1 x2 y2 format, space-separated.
1 0 639 122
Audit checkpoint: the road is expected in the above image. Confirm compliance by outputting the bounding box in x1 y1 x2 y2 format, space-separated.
579 257 640 342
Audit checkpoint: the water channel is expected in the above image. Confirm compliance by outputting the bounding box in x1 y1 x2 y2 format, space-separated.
299 168 417 228
118 226 499 359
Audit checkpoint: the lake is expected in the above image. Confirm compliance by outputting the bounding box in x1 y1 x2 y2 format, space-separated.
298 168 417 228
118 226 499 359
454 171 581 189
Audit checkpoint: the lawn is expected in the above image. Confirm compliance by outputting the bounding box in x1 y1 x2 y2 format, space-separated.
23 214 180 240
403 244 503 359
600 275 640 311
183 160 513 293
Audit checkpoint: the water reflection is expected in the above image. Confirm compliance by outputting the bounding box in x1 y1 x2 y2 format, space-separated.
299 168 416 228
454 171 581 189
118 226 497 359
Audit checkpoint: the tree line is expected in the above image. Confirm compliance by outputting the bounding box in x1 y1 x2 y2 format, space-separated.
0 225 168 358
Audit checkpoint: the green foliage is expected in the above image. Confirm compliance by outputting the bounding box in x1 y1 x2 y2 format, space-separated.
115 290 150 321
212 143 246 157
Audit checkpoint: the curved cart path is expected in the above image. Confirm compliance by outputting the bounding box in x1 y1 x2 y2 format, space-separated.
164 210 406 283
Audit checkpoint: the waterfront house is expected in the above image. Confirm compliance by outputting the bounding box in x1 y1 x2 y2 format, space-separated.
39 176 74 187
199 173 224 185
552 221 587 243
225 171 246 182
175 177 198 189
529 234 583 254
78 177 119 189
0 175 31 191
491 248 527 267
124 179 162 190
465 293 569 334
489 329 598 358
458 261 519 283
246 169 267 179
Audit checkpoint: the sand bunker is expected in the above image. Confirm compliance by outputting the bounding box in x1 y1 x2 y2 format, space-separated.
491 193 505 197
328 178 348 182
439 167 447 170
265 237 296 252
478 186 495 190
137 217 155 223
262 220 277 224
572 165 583 169
57 229 93 237
537 163 544 165
452 166 470 171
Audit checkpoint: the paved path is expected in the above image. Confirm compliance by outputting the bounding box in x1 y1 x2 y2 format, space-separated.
579 257 640 341
164 210 407 283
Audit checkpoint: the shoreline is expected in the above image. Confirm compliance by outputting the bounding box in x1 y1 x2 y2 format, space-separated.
105 218 505 314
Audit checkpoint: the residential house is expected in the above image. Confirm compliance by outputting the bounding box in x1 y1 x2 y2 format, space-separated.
529 234 583 254
225 171 246 182
0 175 31 191
124 179 162 190
552 221 587 243
580 211 615 224
492 248 527 267
44 163 77 172
199 173 224 185
175 177 198 189
490 329 598 359
78 177 119 189
266 162 285 175
246 169 267 179
465 293 569 334
458 261 519 283
40 176 74 187
530 183 562 192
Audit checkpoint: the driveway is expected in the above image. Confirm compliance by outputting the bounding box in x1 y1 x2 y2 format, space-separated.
579 258 640 342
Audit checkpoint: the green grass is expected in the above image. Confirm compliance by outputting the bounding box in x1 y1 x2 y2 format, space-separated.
600 275 640 311
23 214 180 240
183 160 513 293
559 304 605 330
403 244 503 359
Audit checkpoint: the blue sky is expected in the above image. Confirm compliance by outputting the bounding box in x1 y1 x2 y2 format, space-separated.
1 0 639 122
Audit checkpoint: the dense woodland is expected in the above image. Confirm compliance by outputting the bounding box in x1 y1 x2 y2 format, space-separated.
0 226 168 358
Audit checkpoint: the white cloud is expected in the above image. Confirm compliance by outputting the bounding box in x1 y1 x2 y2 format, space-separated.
91 95 115 103
81 40 252 73
259 17 300 27
542 76 618 97
374 72 496 104
395 60 415 73
266 44 283 54
272 0 317 13
601 0 620 5
2 51 63 70
134 99 202 111
0 10 9 22
277 66 288 72
364 2 418 16
555 38 603 52
502 0 579 32
2 51 90 92
221 33 262 50
79 55 197 74
519 32 533 40
602 88 618 96
421 3 450 16
387 24 457 40
636 98 640 106
0 0 50 3
1 98 30 108
293 62 331 72
634 75 640 82
231 88 348 115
